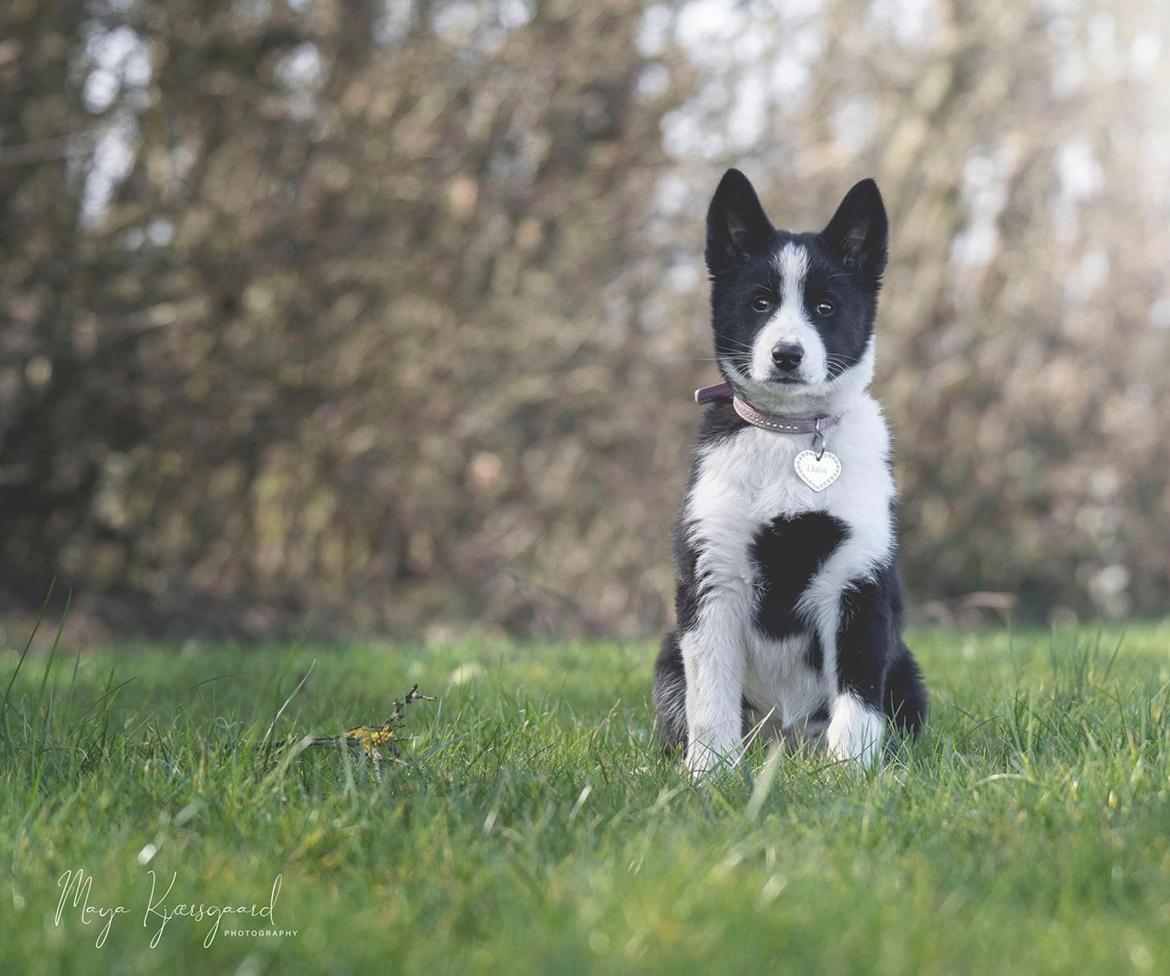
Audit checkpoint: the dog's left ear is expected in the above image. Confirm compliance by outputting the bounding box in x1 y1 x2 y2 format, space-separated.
706 169 774 273
821 179 888 281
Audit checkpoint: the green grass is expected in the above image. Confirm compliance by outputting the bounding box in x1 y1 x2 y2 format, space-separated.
3 623 1170 974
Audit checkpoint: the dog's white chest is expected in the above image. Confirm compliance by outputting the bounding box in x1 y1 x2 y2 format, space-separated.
687 398 892 537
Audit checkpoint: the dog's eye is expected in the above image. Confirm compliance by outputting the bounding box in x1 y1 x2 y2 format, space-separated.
815 301 835 316
751 295 772 312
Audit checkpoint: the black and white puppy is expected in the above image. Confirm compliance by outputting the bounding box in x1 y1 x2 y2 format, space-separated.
654 170 927 776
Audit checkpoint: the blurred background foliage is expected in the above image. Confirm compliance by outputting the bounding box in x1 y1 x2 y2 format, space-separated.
1 0 1169 639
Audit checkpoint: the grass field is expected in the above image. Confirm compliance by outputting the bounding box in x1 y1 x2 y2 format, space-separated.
3 622 1170 974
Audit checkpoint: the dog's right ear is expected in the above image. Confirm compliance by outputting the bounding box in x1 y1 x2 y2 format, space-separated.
705 169 773 273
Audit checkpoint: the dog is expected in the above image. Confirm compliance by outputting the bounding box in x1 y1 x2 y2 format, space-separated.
653 170 927 776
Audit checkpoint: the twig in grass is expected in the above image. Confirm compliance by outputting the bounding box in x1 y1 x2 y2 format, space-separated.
272 684 437 782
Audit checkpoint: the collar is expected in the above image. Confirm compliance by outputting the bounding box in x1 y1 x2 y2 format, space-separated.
693 382 840 435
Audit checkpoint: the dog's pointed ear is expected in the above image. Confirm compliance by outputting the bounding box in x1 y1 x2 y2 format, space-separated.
706 169 773 273
821 178 888 281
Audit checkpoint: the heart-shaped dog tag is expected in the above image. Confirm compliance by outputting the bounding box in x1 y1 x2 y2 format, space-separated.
794 450 842 492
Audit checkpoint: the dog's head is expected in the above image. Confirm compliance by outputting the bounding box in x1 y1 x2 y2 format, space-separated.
705 170 888 411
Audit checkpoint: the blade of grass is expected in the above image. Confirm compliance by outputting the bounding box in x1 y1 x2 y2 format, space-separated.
2 578 56 743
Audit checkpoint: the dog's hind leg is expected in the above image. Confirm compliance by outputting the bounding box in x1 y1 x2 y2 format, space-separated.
883 641 928 736
652 631 688 752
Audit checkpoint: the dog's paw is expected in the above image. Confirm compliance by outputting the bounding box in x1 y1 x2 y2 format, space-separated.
684 741 736 781
683 745 717 781
825 694 883 768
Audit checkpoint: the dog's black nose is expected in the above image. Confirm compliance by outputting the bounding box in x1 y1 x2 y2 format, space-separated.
771 342 804 371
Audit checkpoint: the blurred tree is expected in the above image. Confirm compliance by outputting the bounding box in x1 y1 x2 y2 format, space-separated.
1 0 1168 637
1 0 693 635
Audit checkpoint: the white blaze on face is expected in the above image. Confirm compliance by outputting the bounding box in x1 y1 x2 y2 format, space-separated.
750 243 828 385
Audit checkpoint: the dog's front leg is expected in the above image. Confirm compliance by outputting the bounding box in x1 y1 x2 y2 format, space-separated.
680 604 745 778
825 577 892 768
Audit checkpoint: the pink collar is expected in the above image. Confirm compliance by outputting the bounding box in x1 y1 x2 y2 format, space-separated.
693 382 840 435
